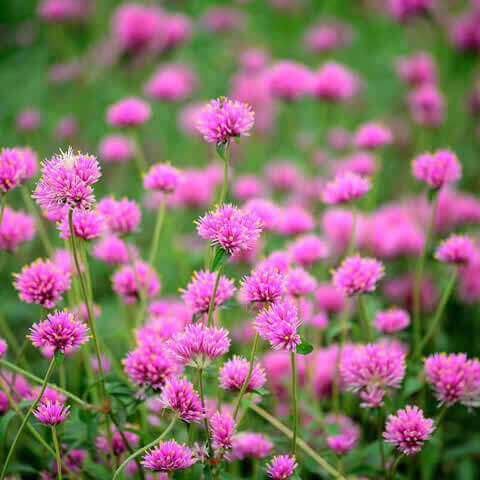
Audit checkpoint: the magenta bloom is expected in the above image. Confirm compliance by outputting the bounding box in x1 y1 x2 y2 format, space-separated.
211 411 236 450
304 21 351 53
276 206 314 236
267 61 312 101
267 454 298 479
229 432 273 460
34 401 70 426
169 324 230 369
93 235 135 266
239 263 286 304
311 62 358 102
341 343 406 407
332 255 385 296
158 376 204 423
288 234 328 267
143 163 181 193
33 148 101 217
99 134 133 164
243 198 281 231
145 64 197 102
353 122 393 150
107 97 151 127
0 207 35 252
57 208 104 240
265 162 302 192
219 355 266 391
181 270 235 314
0 337 7 357
315 283 345 314
29 310 89 354
195 97 254 144
112 261 160 304
374 308 410 334
16 108 41 132
96 424 139 456
285 267 316 297
17 147 38 182
323 172 371 204
335 151 376 177
164 13 192 49
435 234 475 265
91 354 111 374
35 386 66 405
384 406 435 455
254 299 301 352
233 175 265 201
396 51 436 86
408 83 444 127
201 7 245 33
14 258 70 308
98 196 141 235
412 150 461 188
424 353 480 407
196 204 263 255
0 147 25 192
142 440 196 472
325 414 360 455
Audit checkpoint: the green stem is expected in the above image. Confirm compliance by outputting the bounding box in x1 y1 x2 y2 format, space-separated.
206 266 224 327
290 351 298 456
389 454 404 480
0 192 7 228
378 411 385 474
413 191 439 350
358 295 373 342
52 426 62 480
217 142 230 205
130 130 147 174
198 368 213 455
346 204 357 257
333 302 350 415
1 357 55 480
233 332 259 420
112 416 177 480
413 267 458 359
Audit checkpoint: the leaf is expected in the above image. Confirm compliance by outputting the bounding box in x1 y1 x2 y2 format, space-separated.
215 142 227 160
403 377 423 397
296 338 314 355
0 410 18 439
83 457 112 480
212 247 230 271
54 350 64 367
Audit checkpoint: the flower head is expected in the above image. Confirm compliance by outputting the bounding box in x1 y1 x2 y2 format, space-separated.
374 308 410 334
323 172 371 204
219 355 266 391
408 83 444 127
17 147 38 181
16 108 41 132
34 401 70 425
142 440 197 471
145 64 197 102
143 163 181 193
107 97 151 127
210 411 236 450
239 263 286 304
311 62 358 102
0 337 7 357
14 258 71 308
325 414 360 455
98 196 141 235
112 261 160 304
99 135 133 164
57 208 104 240
332 255 385 296
229 432 273 460
0 148 25 192
267 61 312 101
285 267 317 297
93 235 135 265
315 283 345 314
195 97 254 143
0 207 35 252
354 122 393 150
97 425 139 457
266 454 298 479
287 234 328 267
384 406 434 455
435 234 475 265
29 310 89 354
412 149 461 188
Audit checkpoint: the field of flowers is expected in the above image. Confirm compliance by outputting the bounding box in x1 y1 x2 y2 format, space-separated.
1 0 480 479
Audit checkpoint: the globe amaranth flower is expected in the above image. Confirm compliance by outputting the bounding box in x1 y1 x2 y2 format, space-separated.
112 261 160 304
93 235 135 266
180 270 235 314
374 308 410 334
57 208 104 241
353 122 393 150
16 108 41 132
324 414 360 455
98 196 141 235
254 299 301 352
243 198 282 231
91 354 111 374
384 405 434 455
435 234 475 265
29 310 89 354
219 355 266 391
287 234 329 267
143 163 181 193
33 148 101 217
396 51 436 87
17 146 38 182
169 323 230 369
267 61 312 101
196 203 263 255
158 376 205 423
35 386 66 405
195 97 254 143
145 63 197 102
408 83 444 127
412 149 461 189
275 206 314 236
96 424 139 456
424 353 480 407
266 454 298 479
14 258 71 308
0 207 35 252
315 283 346 314
99 134 133 164
142 440 197 472
210 410 236 450
34 401 70 425
332 255 385 296
323 172 371 204
229 432 273 460
107 97 151 127
285 267 317 297
311 62 358 102
0 147 25 192
0 337 7 357
341 343 406 408
239 263 286 305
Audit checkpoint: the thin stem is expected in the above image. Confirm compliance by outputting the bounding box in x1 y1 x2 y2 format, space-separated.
358 295 373 342
389 454 404 480
414 267 458 359
112 415 177 480
0 192 7 228
206 266 224 327
1 357 56 480
52 426 62 480
290 351 298 456
377 411 385 474
198 368 213 454
217 142 230 205
233 332 259 420
333 302 350 415
346 204 357 257
248 404 346 479
413 191 439 349
130 130 147 174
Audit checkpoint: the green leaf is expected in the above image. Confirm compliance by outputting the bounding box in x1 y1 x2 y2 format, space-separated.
83 457 112 480
212 247 230 271
54 350 65 367
296 338 314 355
215 142 227 160
0 410 18 439
403 377 423 397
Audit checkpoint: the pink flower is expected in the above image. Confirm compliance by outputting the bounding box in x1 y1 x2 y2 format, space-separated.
267 61 312 101
322 208 356 252
201 7 245 33
435 234 475 265
181 270 235 314
243 198 281 231
17 147 38 181
98 135 133 164
96 424 139 456
145 64 197 102
34 401 70 425
168 168 214 208
229 432 273 460
285 267 316 297
158 377 204 423
195 97 254 143
143 163 181 193
0 338 7 357
35 386 66 405
196 204 263 255
323 172 371 204
239 263 286 304
210 410 236 450
240 48 270 72
354 122 393 150
107 97 151 127
0 207 35 251
288 234 328 267
164 13 192 50
0 148 25 192
93 235 135 265
325 414 360 455
396 51 436 86
408 84 444 127
384 406 434 455
334 151 376 177
412 150 461 188
387 0 434 22
112 261 160 304
267 454 298 479
233 175 265 201
332 255 385 296
91 354 111 374
219 355 266 391
311 62 358 102
265 161 302 192
16 108 40 132
14 258 70 308
374 308 410 334
56 115 78 139
29 310 89 354
275 206 314 236
304 21 351 53
142 440 196 472
424 353 480 407
98 196 141 235
57 208 104 240
315 283 345 314
37 0 91 23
